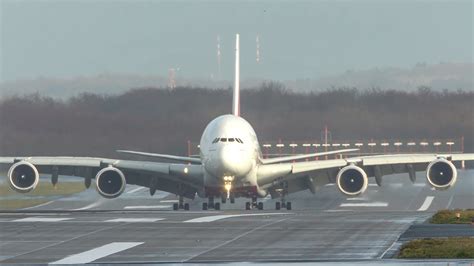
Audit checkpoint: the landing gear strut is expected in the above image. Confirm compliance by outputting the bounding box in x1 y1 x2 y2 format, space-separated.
173 195 190 211
202 196 220 210
275 181 291 210
245 195 264 210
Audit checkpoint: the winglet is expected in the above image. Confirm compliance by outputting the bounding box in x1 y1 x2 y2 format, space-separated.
232 33 240 116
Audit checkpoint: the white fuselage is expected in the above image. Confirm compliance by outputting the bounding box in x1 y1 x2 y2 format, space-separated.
199 114 265 197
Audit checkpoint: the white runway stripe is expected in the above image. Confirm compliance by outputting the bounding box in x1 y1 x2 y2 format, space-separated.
417 196 434 211
50 242 143 264
21 200 55 210
183 213 288 223
123 205 171 209
126 187 146 194
159 200 179 203
346 197 367 201
13 217 72 222
105 218 164 223
340 202 388 207
72 201 103 211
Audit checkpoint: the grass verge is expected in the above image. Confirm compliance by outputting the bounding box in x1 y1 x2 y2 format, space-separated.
398 237 474 259
0 180 86 197
0 181 86 210
430 209 474 224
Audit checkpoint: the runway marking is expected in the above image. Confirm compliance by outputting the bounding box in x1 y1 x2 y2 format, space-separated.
184 216 291 261
368 184 379 187
123 205 171 209
21 200 55 210
159 200 179 203
50 242 143 264
346 197 368 201
126 187 146 194
413 183 426 187
324 183 335 186
339 202 388 207
72 201 103 211
446 195 454 209
183 213 289 223
105 218 164 223
13 217 72 222
417 196 434 211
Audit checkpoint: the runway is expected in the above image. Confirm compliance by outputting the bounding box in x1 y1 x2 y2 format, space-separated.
0 170 473 263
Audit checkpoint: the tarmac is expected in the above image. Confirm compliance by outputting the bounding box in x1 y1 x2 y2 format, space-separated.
0 170 473 264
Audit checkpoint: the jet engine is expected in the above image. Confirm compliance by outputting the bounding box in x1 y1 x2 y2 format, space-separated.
95 167 126 198
7 161 39 193
336 165 368 196
426 158 457 190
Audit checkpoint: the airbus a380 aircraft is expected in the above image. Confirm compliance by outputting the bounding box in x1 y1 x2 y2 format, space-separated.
2 34 473 211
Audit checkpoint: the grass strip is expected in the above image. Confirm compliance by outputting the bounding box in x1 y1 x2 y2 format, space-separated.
398 237 474 259
431 209 474 224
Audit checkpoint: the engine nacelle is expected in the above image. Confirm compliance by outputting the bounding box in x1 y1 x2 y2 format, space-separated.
336 165 368 196
7 161 39 193
426 158 457 190
95 167 126 199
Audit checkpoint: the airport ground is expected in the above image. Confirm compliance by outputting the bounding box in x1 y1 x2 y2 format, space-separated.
0 170 473 264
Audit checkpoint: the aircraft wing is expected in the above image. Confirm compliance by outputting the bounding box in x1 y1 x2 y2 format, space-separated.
257 153 474 196
0 156 203 199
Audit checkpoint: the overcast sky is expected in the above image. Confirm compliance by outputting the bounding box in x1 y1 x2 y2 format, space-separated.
1 0 472 82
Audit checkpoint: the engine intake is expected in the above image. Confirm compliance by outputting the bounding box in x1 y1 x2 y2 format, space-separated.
8 161 39 193
336 165 368 196
426 158 457 190
95 167 126 198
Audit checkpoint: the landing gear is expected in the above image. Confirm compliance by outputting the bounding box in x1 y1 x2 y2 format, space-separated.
275 181 292 210
202 196 221 210
173 195 190 211
245 196 264 211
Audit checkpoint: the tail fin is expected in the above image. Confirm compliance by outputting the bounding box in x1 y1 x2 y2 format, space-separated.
232 34 240 116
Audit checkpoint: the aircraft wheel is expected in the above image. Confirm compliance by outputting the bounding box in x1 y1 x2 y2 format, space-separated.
245 202 251 210
214 202 221 210
184 203 190 211
221 197 226 204
275 202 281 210
230 197 235 204
173 203 179 211
258 202 264 210
286 202 292 210
202 202 208 210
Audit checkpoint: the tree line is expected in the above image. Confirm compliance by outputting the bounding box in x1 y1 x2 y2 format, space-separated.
0 84 472 157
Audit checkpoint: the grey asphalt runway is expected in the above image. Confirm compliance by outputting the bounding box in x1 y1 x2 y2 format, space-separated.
0 170 473 264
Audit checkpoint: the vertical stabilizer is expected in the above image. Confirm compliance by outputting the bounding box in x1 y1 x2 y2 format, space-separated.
232 34 240 116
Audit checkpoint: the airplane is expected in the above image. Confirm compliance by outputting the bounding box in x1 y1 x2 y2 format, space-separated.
1 34 473 211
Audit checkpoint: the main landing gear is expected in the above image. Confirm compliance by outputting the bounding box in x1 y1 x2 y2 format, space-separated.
245 196 264 210
173 195 189 211
202 196 221 210
275 182 292 210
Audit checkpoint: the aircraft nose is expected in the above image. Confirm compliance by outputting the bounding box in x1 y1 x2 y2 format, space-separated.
216 145 252 176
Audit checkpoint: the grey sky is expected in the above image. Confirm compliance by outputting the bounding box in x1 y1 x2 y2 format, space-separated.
1 0 472 82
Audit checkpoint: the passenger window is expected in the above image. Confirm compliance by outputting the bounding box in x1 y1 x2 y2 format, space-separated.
221 138 227 142
229 138 235 142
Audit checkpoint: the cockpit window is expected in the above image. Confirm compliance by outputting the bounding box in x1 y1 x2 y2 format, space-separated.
229 138 235 142
237 138 243 143
220 138 227 142
212 138 219 143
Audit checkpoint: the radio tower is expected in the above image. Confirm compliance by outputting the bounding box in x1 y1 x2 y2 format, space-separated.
217 35 222 80
256 34 261 64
